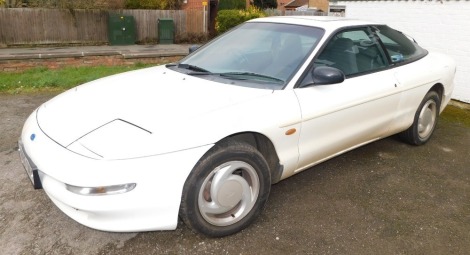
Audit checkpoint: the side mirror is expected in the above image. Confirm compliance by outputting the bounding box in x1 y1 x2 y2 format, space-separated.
312 66 345 85
189 45 200 54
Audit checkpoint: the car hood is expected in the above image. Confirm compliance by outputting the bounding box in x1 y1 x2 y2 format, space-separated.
37 66 273 158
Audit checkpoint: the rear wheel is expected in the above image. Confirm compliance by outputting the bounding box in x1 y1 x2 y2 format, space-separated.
180 140 271 237
400 91 441 145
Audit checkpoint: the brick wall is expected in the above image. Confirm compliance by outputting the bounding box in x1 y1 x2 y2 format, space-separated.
278 0 292 11
336 0 470 103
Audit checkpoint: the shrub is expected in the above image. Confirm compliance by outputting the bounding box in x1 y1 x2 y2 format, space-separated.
125 0 180 10
253 0 277 9
175 32 210 44
216 7 266 35
218 0 245 10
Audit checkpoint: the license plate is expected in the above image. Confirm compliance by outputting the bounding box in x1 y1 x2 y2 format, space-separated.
18 140 42 189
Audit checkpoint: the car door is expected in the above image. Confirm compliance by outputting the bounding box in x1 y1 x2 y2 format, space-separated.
292 27 402 175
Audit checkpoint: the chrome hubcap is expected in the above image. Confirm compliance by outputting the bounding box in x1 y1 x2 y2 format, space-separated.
198 161 259 226
417 100 437 139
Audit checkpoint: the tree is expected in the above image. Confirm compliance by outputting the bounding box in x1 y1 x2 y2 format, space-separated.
253 0 277 9
218 0 245 10
125 0 180 10
4 0 180 9
22 0 124 9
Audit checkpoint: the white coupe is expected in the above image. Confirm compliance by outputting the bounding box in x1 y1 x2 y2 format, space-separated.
19 16 455 237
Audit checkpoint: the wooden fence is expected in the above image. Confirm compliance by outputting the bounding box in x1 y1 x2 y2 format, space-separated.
118 9 204 42
0 8 205 45
0 8 322 46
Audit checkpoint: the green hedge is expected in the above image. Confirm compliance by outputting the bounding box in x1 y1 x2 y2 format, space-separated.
218 0 246 10
253 0 277 9
125 0 180 9
216 7 266 34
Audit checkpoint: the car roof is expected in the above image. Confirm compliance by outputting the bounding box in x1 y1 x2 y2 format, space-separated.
248 16 382 32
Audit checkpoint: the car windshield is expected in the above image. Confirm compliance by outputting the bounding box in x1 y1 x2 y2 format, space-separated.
176 22 324 89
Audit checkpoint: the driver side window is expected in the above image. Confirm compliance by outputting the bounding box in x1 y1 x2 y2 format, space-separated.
315 28 388 76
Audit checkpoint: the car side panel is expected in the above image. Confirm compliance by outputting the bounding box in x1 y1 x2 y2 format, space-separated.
290 69 401 178
388 52 456 134
197 90 303 176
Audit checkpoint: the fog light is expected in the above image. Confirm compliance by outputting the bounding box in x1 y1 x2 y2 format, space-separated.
66 183 136 196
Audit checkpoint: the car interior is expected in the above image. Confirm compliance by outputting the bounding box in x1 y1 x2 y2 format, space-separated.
315 31 388 77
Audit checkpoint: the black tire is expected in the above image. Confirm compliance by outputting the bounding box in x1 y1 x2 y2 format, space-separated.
179 139 271 237
399 90 441 145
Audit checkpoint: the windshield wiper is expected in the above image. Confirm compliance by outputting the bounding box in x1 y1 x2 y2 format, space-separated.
188 71 284 84
189 71 284 84
220 72 284 83
177 63 211 73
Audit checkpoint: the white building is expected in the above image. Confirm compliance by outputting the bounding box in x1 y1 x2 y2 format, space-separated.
332 0 470 103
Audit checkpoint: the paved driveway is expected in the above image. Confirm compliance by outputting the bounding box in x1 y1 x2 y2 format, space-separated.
1 93 469 255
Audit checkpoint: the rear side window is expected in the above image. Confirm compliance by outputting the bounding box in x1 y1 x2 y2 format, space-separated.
374 25 427 64
315 28 388 76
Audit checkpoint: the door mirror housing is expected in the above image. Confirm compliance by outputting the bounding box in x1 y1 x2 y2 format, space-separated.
189 45 201 54
299 66 345 88
311 66 345 85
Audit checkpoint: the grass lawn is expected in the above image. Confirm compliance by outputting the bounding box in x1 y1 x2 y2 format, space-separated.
0 63 159 94
442 104 470 128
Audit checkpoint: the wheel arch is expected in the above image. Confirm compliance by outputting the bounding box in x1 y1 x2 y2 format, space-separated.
429 83 444 111
217 132 283 184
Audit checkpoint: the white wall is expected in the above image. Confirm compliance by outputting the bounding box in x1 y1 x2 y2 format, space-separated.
336 0 470 103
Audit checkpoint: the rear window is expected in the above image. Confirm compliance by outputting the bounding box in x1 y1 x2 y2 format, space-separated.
374 25 427 64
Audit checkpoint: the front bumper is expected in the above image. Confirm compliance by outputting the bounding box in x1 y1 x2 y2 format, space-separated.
20 110 213 232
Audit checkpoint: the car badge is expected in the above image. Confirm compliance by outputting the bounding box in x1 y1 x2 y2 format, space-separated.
30 133 36 141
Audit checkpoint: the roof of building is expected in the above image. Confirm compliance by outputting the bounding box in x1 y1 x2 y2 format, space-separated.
285 0 309 7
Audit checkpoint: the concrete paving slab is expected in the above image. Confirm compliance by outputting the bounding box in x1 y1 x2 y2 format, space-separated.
0 44 191 60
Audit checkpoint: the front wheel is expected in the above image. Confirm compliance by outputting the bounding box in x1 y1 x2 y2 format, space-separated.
400 90 441 145
179 140 271 237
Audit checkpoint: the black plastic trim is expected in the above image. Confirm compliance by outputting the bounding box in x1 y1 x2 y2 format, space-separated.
294 24 429 88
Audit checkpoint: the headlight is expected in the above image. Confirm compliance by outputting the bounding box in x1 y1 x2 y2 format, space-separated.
67 119 152 160
66 183 136 196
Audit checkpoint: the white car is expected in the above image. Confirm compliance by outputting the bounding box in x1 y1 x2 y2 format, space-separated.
19 16 455 237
